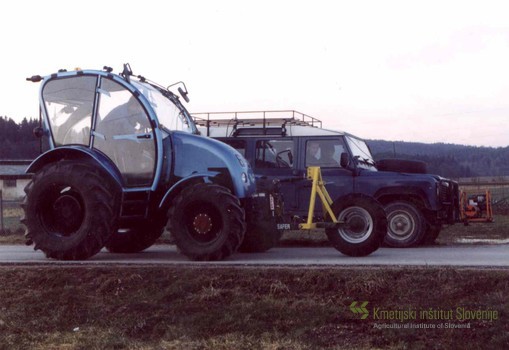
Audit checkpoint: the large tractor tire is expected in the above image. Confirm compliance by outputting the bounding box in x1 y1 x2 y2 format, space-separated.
105 219 166 253
325 194 387 257
167 183 246 261
21 160 120 260
383 201 426 248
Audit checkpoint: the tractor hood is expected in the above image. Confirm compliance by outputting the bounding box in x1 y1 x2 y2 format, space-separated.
171 131 256 198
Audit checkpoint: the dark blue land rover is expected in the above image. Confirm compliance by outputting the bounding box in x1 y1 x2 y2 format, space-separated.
194 110 460 247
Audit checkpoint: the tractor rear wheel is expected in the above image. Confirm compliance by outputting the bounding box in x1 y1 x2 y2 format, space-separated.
22 160 120 260
325 194 387 257
168 183 246 261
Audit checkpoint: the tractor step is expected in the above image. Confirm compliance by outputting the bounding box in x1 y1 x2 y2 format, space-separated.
120 190 151 218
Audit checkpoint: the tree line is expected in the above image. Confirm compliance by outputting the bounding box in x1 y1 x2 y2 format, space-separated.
368 140 509 178
1 116 509 178
0 116 45 159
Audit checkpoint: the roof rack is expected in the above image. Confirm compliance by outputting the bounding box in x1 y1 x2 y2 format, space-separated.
192 110 322 137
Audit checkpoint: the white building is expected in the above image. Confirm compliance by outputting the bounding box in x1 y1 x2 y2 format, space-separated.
0 161 32 201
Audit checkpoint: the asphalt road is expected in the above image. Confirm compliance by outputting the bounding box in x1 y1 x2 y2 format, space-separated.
0 244 509 267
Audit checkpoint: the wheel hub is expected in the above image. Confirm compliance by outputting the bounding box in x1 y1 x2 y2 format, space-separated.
347 216 369 234
389 214 412 237
50 194 84 235
338 207 374 243
193 213 213 234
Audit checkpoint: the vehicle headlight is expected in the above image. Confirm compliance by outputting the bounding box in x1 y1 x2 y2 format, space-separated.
241 172 248 183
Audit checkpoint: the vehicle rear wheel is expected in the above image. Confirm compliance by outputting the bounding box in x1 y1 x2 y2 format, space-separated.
325 194 387 257
21 160 120 260
168 183 246 261
105 219 165 253
383 201 426 248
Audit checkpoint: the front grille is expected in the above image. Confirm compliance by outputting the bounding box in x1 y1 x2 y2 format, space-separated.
438 181 452 203
438 180 459 204
438 180 460 206
437 180 460 223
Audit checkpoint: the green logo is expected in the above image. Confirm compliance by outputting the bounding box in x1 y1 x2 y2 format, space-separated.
350 301 369 319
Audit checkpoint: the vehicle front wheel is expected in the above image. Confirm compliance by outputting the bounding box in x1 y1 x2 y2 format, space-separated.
383 201 426 248
167 183 246 261
21 160 120 260
325 194 387 257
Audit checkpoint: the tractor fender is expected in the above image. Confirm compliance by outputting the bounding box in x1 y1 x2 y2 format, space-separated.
158 172 223 211
26 147 123 187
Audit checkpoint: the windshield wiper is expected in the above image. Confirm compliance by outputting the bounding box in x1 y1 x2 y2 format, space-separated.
354 156 376 166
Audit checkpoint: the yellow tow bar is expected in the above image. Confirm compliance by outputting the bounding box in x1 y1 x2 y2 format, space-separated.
299 167 342 230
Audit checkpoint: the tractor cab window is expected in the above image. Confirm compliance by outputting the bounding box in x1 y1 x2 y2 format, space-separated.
94 78 156 187
131 80 196 134
255 140 294 169
42 76 96 146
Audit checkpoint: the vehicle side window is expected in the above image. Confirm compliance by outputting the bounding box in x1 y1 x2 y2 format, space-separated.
222 139 246 157
255 140 294 169
306 139 345 168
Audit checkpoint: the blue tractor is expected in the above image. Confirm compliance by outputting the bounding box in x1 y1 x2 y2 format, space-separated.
22 64 281 260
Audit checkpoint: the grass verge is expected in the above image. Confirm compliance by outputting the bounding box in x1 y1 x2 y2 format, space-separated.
0 266 507 349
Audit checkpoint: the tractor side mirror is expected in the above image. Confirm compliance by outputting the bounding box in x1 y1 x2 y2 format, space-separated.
168 81 190 103
178 87 190 103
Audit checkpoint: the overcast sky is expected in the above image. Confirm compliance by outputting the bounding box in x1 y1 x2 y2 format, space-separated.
2 0 509 147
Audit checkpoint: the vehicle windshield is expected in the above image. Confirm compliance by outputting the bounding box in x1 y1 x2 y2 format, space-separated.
345 136 377 170
131 79 198 135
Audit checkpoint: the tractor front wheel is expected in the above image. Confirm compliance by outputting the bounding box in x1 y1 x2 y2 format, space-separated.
167 183 246 261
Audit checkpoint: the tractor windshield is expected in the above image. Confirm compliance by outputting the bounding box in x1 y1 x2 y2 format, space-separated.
131 80 198 135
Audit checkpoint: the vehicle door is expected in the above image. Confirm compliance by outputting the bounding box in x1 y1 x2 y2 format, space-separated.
300 137 354 214
93 78 156 188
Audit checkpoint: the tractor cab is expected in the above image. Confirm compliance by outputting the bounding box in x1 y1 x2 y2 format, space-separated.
34 65 197 190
